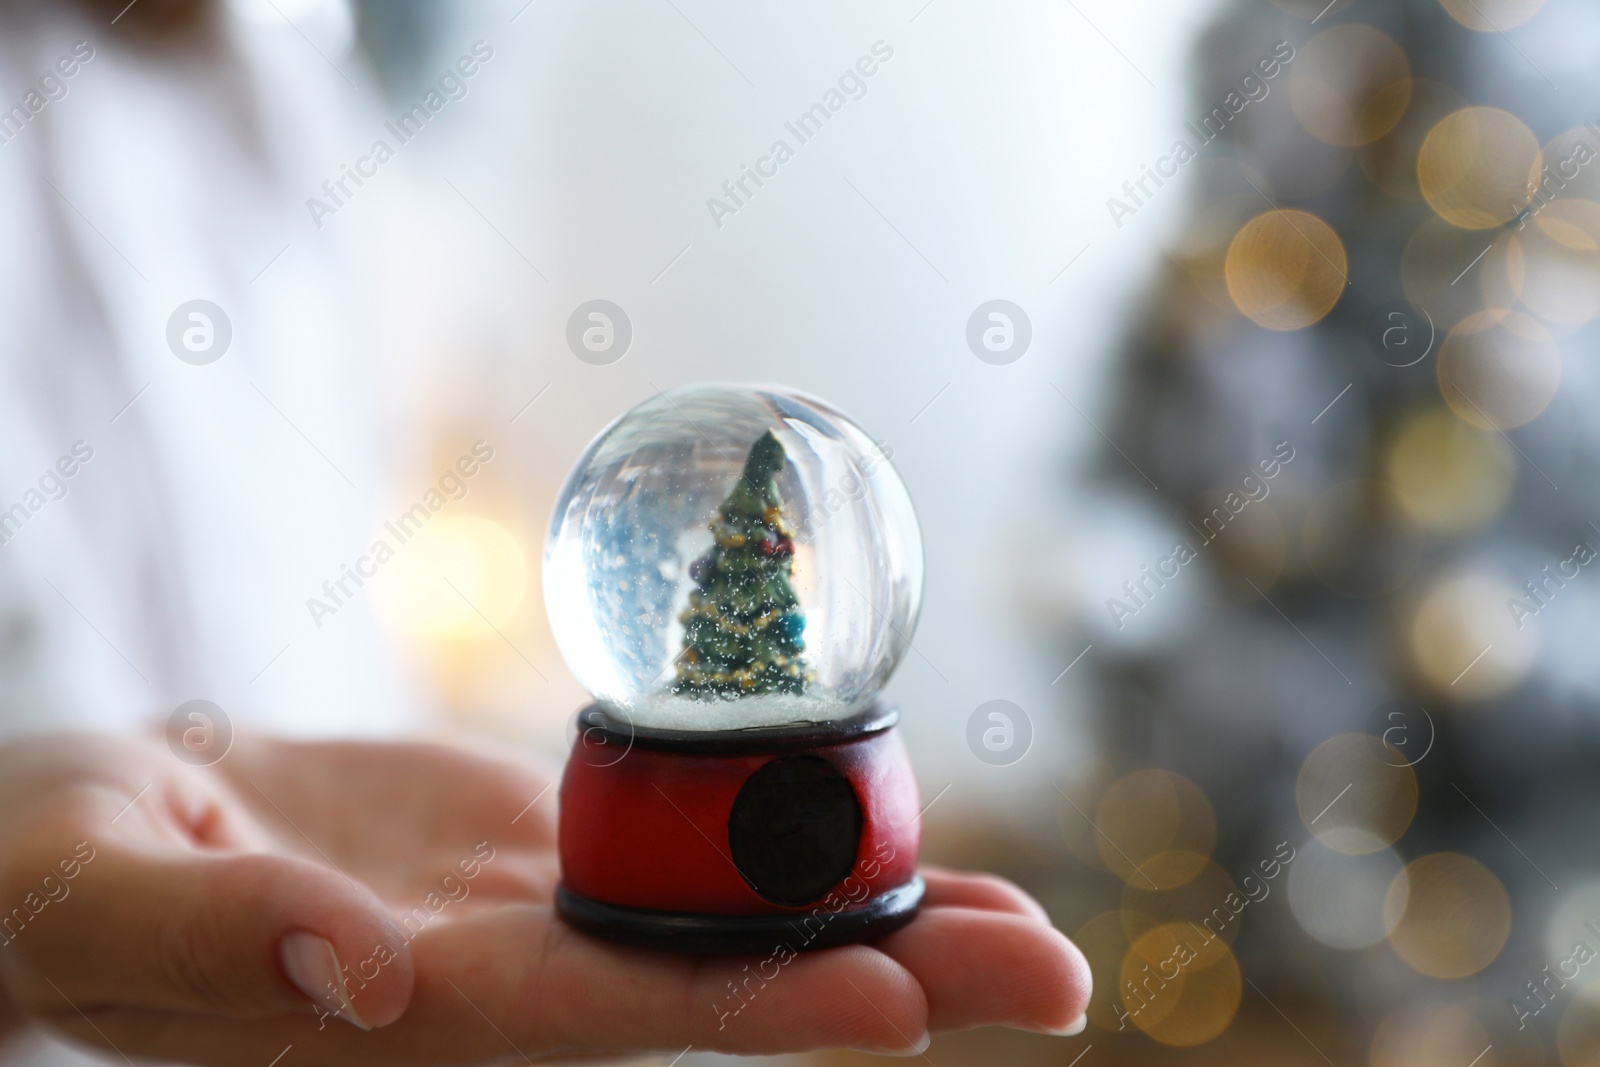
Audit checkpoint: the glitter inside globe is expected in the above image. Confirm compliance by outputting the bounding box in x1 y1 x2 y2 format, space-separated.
545 384 923 730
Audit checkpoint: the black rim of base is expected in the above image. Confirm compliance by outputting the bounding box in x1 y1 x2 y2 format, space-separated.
575 700 898 754
556 876 925 955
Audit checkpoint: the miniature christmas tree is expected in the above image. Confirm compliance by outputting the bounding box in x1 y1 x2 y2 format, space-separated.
673 431 808 698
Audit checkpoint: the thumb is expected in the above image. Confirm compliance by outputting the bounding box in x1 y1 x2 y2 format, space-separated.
2 846 413 1029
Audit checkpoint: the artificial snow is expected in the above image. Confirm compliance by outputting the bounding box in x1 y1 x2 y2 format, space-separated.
609 690 858 732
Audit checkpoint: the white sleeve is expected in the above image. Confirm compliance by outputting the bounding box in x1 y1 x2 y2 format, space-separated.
0 2 427 742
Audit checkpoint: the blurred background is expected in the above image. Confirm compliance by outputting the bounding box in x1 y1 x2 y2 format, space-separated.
5 0 1600 1062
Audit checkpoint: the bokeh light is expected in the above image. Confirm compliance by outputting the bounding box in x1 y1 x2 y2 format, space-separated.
1439 0 1546 30
1407 570 1539 698
1225 209 1348 330
1120 923 1228 1029
1384 853 1512 978
1559 984 1600 1066
1288 25 1412 147
1385 408 1515 532
1543 124 1600 201
1296 733 1419 853
1493 199 1600 325
371 515 528 641
1546 879 1600 965
1095 769 1217 889
1287 835 1407 949
1438 309 1562 430
1120 923 1242 1047
1418 107 1543 229
1026 1 1588 1063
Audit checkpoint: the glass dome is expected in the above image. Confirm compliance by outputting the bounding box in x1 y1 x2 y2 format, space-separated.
545 384 923 731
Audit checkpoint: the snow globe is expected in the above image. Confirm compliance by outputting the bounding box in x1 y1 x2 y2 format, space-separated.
546 384 925 953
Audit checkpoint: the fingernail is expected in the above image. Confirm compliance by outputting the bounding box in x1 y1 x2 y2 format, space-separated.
1027 1013 1088 1037
868 1031 931 1057
279 931 371 1031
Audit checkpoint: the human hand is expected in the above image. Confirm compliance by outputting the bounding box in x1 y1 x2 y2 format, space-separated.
0 733 1089 1064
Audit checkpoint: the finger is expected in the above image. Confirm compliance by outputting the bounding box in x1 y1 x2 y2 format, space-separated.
5 847 414 1030
920 866 1052 922
441 907 931 1058
69 904 933 1065
875 905 1091 1034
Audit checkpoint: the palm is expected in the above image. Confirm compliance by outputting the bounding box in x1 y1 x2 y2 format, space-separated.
0 736 1088 1065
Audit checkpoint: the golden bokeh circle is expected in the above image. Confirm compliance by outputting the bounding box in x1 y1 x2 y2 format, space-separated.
1407 570 1539 699
1120 923 1241 1047
1558 985 1600 1066
1289 25 1412 147
1287 836 1408 949
1225 210 1348 330
1439 0 1546 31
1122 858 1244 948
1504 200 1600 325
1419 107 1542 229
1095 769 1216 889
1535 198 1600 252
1438 309 1561 430
1543 125 1600 202
1296 733 1418 853
371 514 529 641
1385 407 1515 532
1120 923 1208 1030
1544 880 1600 964
1384 853 1512 978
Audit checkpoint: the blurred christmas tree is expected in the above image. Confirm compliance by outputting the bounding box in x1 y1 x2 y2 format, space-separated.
1068 0 1600 1060
673 431 808 698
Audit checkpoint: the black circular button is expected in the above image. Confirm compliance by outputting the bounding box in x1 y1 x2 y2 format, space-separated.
727 755 864 906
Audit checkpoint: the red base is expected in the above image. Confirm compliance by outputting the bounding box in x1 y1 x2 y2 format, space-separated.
557 704 921 952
